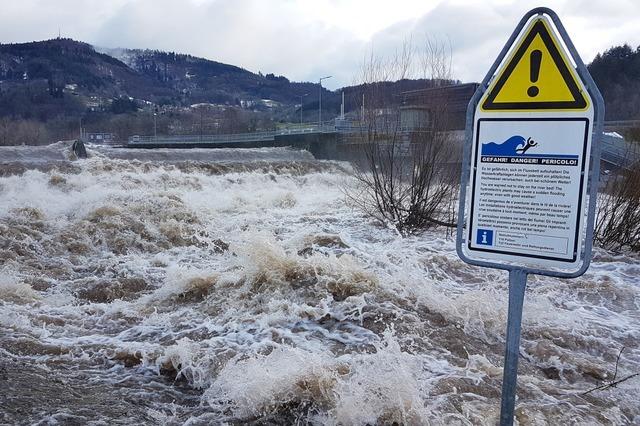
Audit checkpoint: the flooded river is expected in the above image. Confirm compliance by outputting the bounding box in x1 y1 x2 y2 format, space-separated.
0 142 638 425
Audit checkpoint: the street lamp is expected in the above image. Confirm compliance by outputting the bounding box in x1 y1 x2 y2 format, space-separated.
318 76 332 128
153 107 158 140
300 93 308 125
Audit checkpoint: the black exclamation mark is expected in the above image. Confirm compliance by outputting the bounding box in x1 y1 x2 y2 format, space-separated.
527 50 542 97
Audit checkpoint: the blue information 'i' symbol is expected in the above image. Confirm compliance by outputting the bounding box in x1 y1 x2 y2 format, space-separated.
477 229 494 246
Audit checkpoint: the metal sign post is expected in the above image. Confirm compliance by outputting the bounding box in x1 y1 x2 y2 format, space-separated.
501 269 527 425
456 8 604 426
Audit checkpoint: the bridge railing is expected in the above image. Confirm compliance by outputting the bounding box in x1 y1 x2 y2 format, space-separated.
129 131 276 145
600 133 639 169
128 123 340 146
604 120 640 129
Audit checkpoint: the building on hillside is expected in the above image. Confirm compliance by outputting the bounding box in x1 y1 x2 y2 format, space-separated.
399 83 479 131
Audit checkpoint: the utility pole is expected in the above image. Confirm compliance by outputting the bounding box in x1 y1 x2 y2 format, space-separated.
153 106 158 141
318 76 332 129
199 106 204 142
300 93 308 125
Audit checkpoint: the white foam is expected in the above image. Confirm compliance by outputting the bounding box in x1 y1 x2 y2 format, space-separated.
0 150 638 424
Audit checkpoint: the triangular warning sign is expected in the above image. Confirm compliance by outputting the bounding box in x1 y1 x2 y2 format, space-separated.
481 18 588 111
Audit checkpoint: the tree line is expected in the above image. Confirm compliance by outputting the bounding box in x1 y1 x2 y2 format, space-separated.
588 43 640 121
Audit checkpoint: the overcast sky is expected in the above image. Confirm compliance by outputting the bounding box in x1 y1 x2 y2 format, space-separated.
0 0 638 89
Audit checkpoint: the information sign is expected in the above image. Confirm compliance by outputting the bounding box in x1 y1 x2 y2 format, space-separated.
461 12 599 274
455 8 604 426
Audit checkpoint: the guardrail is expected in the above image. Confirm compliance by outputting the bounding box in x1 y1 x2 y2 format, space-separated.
129 131 275 145
128 124 338 145
604 120 640 129
600 133 639 169
127 125 635 171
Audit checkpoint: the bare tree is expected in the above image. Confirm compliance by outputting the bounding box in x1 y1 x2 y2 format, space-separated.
346 38 459 236
0 117 49 146
418 35 454 85
595 158 640 251
0 117 11 146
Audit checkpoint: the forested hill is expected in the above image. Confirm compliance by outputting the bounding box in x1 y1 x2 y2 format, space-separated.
588 44 640 120
97 46 323 106
0 38 324 120
0 38 142 119
0 38 449 126
0 37 452 145
0 37 638 146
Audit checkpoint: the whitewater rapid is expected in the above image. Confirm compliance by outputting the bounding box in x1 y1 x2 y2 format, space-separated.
0 143 638 425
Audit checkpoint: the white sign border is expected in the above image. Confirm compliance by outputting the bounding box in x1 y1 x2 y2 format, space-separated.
456 8 604 278
464 116 592 271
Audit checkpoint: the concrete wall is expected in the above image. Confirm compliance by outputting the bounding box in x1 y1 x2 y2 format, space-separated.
274 133 338 159
127 132 339 158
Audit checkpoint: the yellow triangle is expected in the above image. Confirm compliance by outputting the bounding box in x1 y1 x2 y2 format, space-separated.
494 34 575 103
481 18 588 111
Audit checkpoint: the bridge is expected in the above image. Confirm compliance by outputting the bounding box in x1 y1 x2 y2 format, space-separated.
126 119 638 170
129 125 332 145
126 121 362 159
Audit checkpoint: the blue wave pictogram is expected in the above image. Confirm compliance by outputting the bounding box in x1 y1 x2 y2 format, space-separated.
481 135 530 156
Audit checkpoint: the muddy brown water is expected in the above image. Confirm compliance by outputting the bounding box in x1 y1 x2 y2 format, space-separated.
0 142 638 425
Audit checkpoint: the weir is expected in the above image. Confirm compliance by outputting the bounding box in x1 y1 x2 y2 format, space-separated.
126 120 467 164
126 123 342 159
125 119 636 170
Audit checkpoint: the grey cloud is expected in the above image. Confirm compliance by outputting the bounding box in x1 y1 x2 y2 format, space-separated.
0 1 638 89
87 0 366 88
365 2 523 83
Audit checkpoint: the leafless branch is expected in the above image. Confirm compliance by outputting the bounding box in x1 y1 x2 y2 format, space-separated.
344 37 459 236
581 346 639 395
595 143 640 251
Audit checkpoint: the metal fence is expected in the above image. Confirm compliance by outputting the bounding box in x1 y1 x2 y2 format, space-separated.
604 120 640 129
600 133 639 169
128 123 337 146
127 121 638 172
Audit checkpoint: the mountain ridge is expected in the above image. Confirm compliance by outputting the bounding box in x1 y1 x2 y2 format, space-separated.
0 38 329 115
1 37 636 146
